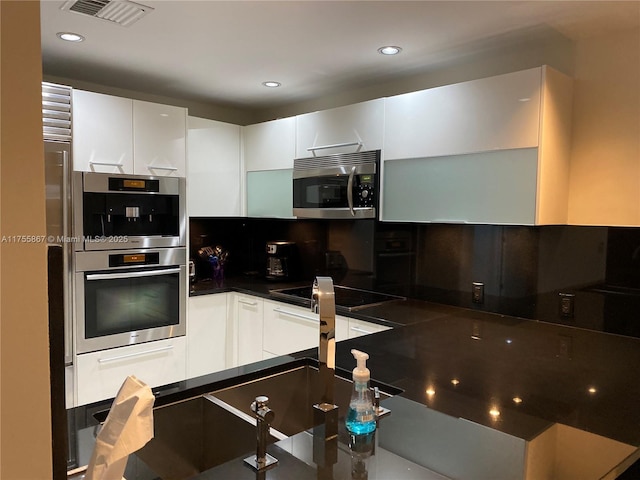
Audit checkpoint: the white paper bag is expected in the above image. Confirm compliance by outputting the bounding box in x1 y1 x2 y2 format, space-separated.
85 375 155 480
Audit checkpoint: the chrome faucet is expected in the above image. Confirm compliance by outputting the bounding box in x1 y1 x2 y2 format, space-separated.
311 277 339 473
244 395 278 471
312 276 337 405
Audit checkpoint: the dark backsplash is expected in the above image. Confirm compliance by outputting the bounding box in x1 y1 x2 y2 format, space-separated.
190 217 640 338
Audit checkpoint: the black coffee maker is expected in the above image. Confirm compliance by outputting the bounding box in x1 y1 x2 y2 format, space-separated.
265 241 298 281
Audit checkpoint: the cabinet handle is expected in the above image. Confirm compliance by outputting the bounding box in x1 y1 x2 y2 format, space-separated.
347 166 356 216
147 165 178 171
350 326 374 335
86 267 181 281
273 307 318 324
239 298 259 306
97 345 174 363
307 141 362 152
89 161 124 168
431 219 469 224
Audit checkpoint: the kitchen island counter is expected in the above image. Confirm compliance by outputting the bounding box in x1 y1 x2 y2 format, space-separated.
68 283 640 479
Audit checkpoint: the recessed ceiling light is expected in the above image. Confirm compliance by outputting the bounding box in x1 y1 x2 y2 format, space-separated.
378 46 402 56
262 81 281 88
57 32 85 42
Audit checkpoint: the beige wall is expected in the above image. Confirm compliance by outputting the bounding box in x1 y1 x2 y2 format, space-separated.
568 26 640 226
0 2 53 479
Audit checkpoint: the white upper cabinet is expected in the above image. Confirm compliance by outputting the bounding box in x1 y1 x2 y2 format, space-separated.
187 116 241 217
295 99 384 158
384 68 543 160
382 66 573 225
133 100 186 177
72 90 134 174
243 117 296 171
72 90 186 176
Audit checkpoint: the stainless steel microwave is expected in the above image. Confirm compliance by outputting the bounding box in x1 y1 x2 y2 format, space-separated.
293 150 380 219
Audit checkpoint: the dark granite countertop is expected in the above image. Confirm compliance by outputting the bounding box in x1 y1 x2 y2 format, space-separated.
69 277 640 479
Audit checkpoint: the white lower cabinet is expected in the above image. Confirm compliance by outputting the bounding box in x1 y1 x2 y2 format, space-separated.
348 318 391 339
263 300 349 357
75 337 187 406
228 293 265 367
225 294 392 368
187 293 228 378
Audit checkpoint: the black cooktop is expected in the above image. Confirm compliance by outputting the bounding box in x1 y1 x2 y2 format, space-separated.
270 285 405 311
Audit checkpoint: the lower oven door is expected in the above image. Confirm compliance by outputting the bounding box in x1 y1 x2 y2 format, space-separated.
75 251 186 354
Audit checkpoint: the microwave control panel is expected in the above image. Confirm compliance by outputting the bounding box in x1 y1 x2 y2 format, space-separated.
355 174 376 208
356 183 375 207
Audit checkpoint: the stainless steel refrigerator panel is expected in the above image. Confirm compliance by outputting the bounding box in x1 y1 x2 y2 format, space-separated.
44 140 74 365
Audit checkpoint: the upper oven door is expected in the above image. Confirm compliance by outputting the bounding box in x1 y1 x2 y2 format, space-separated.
73 171 186 251
293 163 377 219
74 248 187 354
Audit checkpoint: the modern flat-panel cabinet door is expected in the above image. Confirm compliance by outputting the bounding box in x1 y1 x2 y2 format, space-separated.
187 116 241 216
187 293 228 378
75 337 187 406
295 99 384 157
263 300 350 357
244 117 296 171
72 90 134 174
384 68 542 160
133 100 187 177
228 293 264 367
263 300 318 356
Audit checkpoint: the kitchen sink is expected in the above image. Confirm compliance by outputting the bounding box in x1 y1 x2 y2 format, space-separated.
209 362 401 437
117 360 401 479
134 394 279 479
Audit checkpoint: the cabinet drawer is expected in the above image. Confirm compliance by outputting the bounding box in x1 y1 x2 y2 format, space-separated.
76 337 186 406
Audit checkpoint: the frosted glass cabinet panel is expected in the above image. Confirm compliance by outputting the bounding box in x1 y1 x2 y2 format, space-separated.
247 169 294 218
383 148 539 225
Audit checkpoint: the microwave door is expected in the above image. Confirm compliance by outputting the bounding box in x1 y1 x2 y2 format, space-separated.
293 166 377 219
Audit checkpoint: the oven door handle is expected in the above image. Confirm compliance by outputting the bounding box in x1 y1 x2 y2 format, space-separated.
86 267 181 281
347 166 356 216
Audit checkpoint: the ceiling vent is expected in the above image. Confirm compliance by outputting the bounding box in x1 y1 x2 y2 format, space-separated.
61 0 153 27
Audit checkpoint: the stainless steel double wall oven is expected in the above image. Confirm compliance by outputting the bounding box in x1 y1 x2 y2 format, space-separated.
73 172 187 354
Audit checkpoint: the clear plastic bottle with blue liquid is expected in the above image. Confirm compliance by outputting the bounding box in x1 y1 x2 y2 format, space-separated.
346 349 376 435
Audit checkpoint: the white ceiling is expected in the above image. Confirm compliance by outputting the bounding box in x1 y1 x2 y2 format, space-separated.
40 0 640 111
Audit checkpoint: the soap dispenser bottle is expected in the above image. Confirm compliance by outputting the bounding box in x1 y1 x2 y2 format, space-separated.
346 349 376 435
